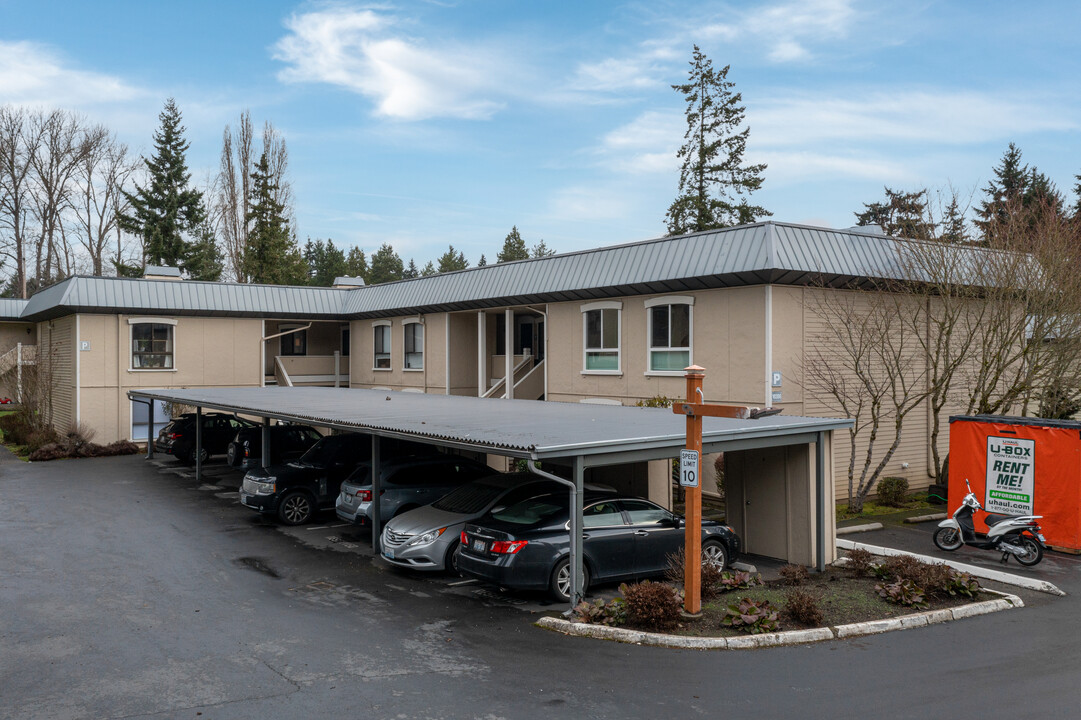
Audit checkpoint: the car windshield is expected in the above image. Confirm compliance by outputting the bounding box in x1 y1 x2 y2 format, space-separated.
490 495 566 526
432 480 509 514
297 436 341 464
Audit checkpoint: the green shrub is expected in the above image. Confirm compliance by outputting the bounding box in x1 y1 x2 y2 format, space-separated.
783 589 824 627
779 563 809 586
877 554 955 597
619 580 683 631
944 570 981 598
876 476 909 507
875 579 928 609
722 598 780 634
571 597 627 626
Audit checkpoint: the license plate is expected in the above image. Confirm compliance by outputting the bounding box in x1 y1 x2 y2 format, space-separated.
472 539 486 552
384 548 395 559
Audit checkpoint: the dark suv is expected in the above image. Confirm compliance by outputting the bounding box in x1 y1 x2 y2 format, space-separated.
156 413 256 465
239 433 432 525
226 424 323 471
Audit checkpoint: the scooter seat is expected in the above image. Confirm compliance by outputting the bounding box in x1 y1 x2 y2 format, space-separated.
984 513 1015 526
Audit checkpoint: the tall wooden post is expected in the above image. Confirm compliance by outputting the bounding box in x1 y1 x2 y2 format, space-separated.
683 365 704 615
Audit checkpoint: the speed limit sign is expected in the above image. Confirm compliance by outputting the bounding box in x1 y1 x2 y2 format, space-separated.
679 449 700 488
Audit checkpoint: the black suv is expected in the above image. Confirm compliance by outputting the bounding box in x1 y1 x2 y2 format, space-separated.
239 433 433 525
156 413 257 465
226 424 323 471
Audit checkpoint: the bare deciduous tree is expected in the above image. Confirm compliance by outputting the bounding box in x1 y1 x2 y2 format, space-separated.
73 131 137 275
0 106 43 297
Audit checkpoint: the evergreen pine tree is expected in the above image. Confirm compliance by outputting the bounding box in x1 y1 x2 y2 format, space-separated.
974 143 1029 239
369 243 404 284
477 254 487 267
497 226 529 263
1072 172 1081 218
185 216 224 281
421 261 436 276
530 239 555 258
119 98 206 269
242 152 306 284
304 238 347 286
436 244 468 272
939 194 969 244
403 259 419 279
345 247 369 282
666 46 769 235
854 187 933 239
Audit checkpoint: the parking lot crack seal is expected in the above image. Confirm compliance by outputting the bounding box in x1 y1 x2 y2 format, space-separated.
536 589 1024 649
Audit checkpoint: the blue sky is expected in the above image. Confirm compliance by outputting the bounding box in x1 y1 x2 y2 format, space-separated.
1 0 1079 267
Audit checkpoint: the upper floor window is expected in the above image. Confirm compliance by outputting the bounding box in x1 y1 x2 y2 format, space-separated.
403 320 424 370
373 321 391 369
646 296 693 373
581 301 621 373
130 319 176 370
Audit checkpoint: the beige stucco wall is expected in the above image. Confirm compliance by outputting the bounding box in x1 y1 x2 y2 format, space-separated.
76 313 263 443
349 314 447 394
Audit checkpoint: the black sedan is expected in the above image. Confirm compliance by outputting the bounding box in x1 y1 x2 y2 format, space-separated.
155 413 257 465
456 493 741 601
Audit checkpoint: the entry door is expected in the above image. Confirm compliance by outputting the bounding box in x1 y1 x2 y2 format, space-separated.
741 450 789 560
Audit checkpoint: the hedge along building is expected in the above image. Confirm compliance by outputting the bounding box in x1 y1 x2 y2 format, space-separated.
0 221 977 505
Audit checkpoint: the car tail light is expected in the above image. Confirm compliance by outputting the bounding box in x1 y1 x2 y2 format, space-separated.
490 540 528 554
357 489 372 502
460 530 468 543
169 433 183 439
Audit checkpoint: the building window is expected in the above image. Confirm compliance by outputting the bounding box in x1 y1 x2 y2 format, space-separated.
581 301 621 372
279 325 307 356
646 296 693 372
404 321 424 370
131 322 175 369
373 322 391 369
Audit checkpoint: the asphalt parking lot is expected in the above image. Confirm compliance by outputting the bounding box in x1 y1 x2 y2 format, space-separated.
5 451 1081 719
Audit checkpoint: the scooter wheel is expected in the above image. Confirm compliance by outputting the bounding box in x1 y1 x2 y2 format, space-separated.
1014 535 1043 566
933 527 962 551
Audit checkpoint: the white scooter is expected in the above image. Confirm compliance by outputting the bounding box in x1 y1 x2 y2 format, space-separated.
933 479 1046 566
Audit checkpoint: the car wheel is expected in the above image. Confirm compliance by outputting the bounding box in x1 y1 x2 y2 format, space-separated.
185 447 210 465
444 539 461 575
226 443 239 466
702 540 728 571
277 492 314 525
549 557 590 602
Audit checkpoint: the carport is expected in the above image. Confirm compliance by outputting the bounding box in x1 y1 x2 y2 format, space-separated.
128 386 851 607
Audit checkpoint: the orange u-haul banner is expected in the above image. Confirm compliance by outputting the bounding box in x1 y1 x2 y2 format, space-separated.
949 416 1081 552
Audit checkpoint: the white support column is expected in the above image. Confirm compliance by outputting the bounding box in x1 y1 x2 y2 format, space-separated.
504 309 513 400
764 285 773 408
477 312 485 397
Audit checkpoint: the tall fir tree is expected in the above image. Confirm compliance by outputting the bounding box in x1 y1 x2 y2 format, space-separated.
369 243 404 284
939 194 969 244
477 254 487 267
855 187 933 239
242 152 306 284
119 98 207 271
421 261 436 276
974 143 1029 239
436 244 468 273
530 239 555 258
666 46 769 235
403 259 419 279
304 238 347 286
345 246 369 282
1072 172 1081 218
497 225 529 263
185 216 224 281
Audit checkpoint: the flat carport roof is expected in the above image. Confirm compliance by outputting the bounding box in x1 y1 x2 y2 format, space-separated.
128 386 852 606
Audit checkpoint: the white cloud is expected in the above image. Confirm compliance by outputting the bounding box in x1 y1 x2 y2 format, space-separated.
740 0 857 63
749 90 1078 147
274 7 507 120
755 150 914 184
0 40 143 107
547 184 634 222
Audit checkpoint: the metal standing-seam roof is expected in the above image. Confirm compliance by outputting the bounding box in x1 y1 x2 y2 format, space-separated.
0 298 29 321
127 386 852 461
19 276 353 322
10 221 996 323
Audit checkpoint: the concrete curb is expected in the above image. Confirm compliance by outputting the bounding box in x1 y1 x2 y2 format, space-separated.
837 538 1066 596
836 522 884 535
536 589 1023 649
904 513 947 523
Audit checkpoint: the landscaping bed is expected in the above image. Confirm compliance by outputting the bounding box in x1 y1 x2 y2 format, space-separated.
570 550 988 638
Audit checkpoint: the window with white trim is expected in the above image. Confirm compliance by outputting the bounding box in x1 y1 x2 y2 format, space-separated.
581 301 621 372
403 321 424 370
373 322 391 369
647 298 692 372
131 322 175 369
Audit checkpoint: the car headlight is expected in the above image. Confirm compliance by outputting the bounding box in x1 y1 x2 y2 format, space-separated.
254 478 276 495
409 527 447 547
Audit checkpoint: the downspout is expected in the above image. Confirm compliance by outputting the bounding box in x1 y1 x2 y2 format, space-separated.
477 312 485 397
445 313 450 395
260 319 266 387
526 459 583 612
764 286 773 408
75 314 80 424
